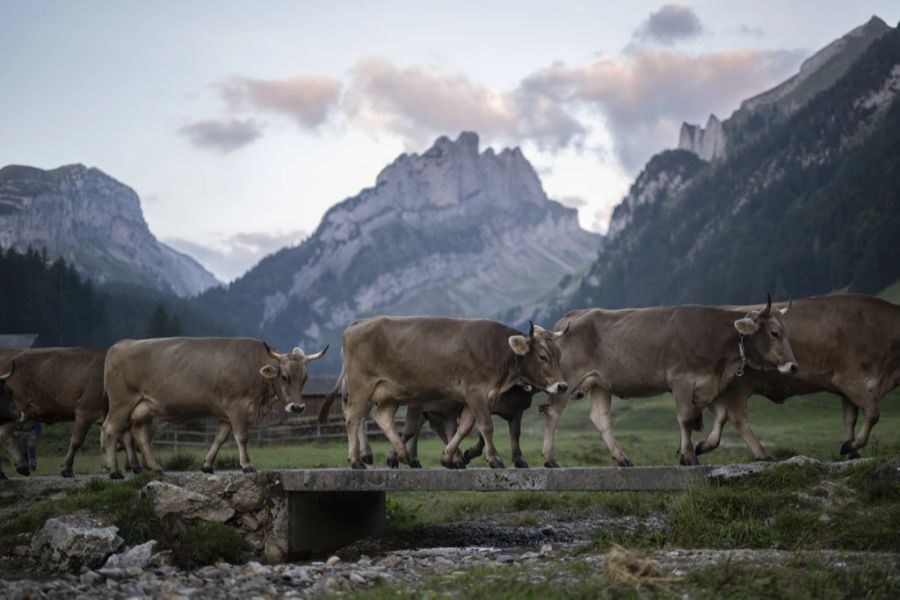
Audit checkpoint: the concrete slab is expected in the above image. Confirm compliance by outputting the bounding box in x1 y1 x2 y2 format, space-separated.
275 466 713 492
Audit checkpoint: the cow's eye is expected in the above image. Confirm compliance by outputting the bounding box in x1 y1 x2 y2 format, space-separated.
281 374 289 382
770 330 781 340
538 354 548 363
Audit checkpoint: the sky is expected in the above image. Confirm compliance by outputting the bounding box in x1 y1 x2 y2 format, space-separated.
2 2 898 282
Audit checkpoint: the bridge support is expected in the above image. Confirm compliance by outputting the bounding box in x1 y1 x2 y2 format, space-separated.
287 491 386 559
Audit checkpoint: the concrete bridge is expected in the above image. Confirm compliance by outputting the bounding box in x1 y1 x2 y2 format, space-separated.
276 466 713 558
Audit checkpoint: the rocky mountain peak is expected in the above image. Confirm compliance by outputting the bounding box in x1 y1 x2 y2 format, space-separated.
0 164 219 297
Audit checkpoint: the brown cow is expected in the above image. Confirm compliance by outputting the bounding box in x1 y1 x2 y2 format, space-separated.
0 347 109 478
101 337 326 478
0 361 27 479
388 385 535 468
541 296 797 467
323 317 568 469
695 294 900 461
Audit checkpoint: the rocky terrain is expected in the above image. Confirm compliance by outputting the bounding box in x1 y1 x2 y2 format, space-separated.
0 164 219 297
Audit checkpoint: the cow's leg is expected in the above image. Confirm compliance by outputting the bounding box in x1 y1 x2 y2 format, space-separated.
841 387 880 457
508 410 528 468
441 406 475 469
372 402 407 468
60 415 94 478
359 416 374 466
540 393 570 468
695 399 728 456
673 382 702 466
389 405 422 468
462 433 485 465
132 417 162 472
841 396 862 460
201 420 233 473
345 402 369 470
0 422 29 475
229 418 255 474
121 431 142 473
725 397 773 461
588 389 632 467
468 397 504 469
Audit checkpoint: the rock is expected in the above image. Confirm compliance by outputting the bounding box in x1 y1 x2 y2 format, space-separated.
30 515 124 573
868 459 900 486
238 513 260 532
783 455 821 467
496 554 515 563
142 480 235 522
231 483 266 513
539 544 553 556
519 551 540 560
79 571 103 585
103 540 158 570
709 462 773 481
349 573 366 585
148 550 174 568
326 555 341 566
541 525 556 536
97 567 127 579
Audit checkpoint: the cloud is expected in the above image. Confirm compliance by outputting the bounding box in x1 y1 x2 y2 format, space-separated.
344 56 586 151
739 24 765 37
557 194 587 208
179 118 262 152
166 229 306 282
521 46 805 170
634 4 704 45
219 75 342 128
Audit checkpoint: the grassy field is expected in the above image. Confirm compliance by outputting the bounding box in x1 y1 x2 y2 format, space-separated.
11 386 900 477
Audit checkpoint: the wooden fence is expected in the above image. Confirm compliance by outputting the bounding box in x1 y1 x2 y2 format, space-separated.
152 416 415 449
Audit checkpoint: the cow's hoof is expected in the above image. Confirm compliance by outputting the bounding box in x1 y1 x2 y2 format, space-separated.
201 466 214 474
617 458 634 467
409 459 422 469
488 458 506 469
362 454 374 465
242 465 257 474
350 461 367 470
130 464 143 474
60 468 74 478
679 454 701 467
847 449 862 460
544 460 560 469
440 456 453 469
386 456 399 469
109 471 125 480
462 449 477 464
15 465 30 476
514 458 529 469
695 441 707 455
840 440 855 456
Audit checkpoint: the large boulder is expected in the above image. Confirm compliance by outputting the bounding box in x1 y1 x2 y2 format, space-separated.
142 480 235 522
30 514 123 572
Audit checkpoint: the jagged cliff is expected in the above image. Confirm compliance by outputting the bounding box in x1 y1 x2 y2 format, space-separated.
0 164 219 296
199 132 601 365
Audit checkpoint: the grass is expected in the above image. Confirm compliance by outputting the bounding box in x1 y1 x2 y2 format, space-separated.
350 552 900 599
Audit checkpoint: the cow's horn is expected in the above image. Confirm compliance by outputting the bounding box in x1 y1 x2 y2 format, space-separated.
764 292 773 314
781 295 792 316
553 322 571 338
0 360 15 381
528 320 535 337
305 345 329 361
264 342 285 360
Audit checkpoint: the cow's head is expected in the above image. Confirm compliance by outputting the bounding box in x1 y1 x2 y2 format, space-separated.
734 293 798 375
0 362 26 425
508 321 569 394
260 343 329 414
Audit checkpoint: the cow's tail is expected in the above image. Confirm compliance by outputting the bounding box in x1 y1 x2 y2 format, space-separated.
318 360 345 424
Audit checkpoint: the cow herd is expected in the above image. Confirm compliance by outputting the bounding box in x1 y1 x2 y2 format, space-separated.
0 293 897 479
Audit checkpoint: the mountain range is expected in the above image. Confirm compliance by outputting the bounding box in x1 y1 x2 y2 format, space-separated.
0 164 219 297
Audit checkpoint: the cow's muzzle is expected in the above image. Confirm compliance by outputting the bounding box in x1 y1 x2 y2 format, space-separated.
546 381 568 394
285 402 306 414
778 362 799 375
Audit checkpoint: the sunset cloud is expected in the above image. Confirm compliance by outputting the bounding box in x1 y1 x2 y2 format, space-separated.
634 4 704 45
178 118 262 152
219 75 342 129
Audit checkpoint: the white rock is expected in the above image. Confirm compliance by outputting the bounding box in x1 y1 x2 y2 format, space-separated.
30 515 124 573
142 480 235 522
102 540 158 570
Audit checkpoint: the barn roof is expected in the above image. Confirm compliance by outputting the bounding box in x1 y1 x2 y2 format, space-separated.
0 334 39 349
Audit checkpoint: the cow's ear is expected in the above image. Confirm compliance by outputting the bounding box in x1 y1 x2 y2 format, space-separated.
260 364 279 379
734 318 759 335
508 335 530 356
